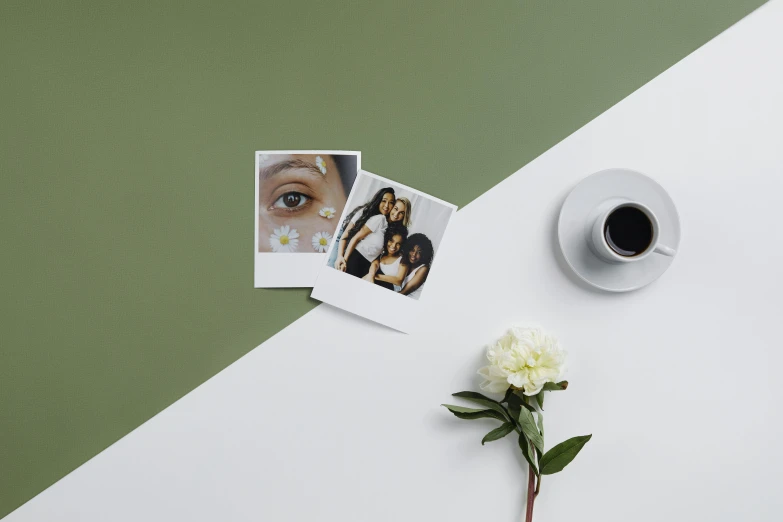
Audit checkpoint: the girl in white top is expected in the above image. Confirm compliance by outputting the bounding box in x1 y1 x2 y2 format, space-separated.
334 187 395 275
396 233 433 300
341 197 411 279
364 225 409 290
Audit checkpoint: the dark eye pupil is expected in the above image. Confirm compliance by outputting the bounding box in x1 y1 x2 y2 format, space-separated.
283 193 301 207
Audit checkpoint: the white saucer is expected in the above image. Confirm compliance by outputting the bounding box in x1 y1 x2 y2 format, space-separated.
557 168 681 293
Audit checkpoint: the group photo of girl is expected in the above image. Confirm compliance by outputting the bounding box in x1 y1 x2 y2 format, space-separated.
326 173 453 301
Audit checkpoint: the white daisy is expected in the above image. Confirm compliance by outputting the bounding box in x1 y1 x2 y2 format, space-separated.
311 231 332 253
319 207 337 219
258 153 270 163
315 156 327 175
269 225 299 253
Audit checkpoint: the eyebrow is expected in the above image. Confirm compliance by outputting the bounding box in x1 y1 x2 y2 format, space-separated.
259 159 325 181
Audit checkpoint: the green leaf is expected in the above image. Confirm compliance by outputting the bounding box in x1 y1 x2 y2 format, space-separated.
518 408 544 453
518 431 539 475
519 393 537 412
542 381 568 391
507 391 536 413
481 422 516 445
536 412 544 440
501 387 514 404
535 390 545 410
506 404 521 428
452 391 509 418
442 404 484 413
539 434 592 475
441 404 506 422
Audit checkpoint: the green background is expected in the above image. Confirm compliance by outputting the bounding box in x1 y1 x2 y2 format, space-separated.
0 0 764 517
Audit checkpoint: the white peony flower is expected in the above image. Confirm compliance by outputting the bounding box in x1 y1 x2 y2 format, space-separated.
269 225 299 253
311 231 332 253
478 326 565 396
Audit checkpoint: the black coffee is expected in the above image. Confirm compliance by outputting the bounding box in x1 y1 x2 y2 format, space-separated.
604 206 653 257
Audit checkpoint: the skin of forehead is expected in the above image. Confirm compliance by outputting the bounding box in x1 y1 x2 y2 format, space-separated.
259 153 340 183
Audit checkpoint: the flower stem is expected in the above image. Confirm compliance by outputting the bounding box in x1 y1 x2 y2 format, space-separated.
521 394 539 522
525 466 536 522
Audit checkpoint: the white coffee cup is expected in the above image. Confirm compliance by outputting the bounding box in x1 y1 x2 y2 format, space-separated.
588 198 676 264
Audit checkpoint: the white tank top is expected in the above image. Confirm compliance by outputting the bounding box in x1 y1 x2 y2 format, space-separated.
397 264 426 299
379 255 402 275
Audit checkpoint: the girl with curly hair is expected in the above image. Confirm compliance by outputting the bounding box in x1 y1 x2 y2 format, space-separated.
397 233 433 299
364 225 409 289
333 187 395 274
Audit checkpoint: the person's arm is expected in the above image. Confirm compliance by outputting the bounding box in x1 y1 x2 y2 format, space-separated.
399 266 428 295
343 224 372 266
363 259 380 282
334 222 355 270
374 262 409 287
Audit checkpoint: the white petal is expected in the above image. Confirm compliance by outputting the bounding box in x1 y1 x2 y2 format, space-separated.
523 382 543 396
488 365 509 379
479 379 510 394
507 371 529 389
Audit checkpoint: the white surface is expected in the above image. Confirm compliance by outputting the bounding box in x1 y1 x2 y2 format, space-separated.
558 168 681 292
7 2 783 521
253 252 325 288
312 170 458 333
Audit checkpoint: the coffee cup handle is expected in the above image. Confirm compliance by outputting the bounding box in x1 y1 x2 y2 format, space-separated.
654 243 676 257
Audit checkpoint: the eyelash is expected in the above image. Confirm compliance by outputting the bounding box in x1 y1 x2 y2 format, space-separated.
270 191 312 211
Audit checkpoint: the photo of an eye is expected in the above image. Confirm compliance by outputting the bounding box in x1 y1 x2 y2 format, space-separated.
256 152 359 266
273 192 310 209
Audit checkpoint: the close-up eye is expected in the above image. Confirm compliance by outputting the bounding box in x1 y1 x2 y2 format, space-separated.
272 192 311 209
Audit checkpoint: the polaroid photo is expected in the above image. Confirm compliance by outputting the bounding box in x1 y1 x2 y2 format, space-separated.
255 150 360 287
311 170 458 333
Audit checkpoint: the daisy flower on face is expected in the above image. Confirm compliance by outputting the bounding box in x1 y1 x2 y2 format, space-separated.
311 231 332 253
269 226 299 253
258 153 270 164
315 156 327 175
319 207 336 219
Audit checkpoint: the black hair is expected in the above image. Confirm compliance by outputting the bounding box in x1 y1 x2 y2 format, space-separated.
403 233 434 268
331 154 358 196
380 224 408 258
341 187 396 245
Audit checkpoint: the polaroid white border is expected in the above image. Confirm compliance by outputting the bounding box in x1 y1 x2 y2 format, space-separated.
310 170 458 333
254 150 361 288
